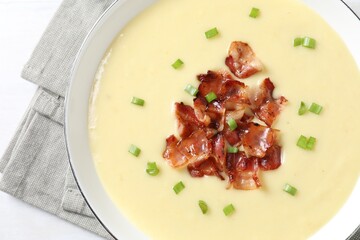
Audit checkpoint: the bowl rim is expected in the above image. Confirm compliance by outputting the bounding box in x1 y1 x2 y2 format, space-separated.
65 1 360 239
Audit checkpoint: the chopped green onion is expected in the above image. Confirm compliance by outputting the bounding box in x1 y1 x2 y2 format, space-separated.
306 136 317 150
173 181 185 194
249 7 260 18
146 162 159 176
298 101 308 115
205 27 219 39
227 118 238 131
283 183 297 196
131 97 145 106
172 59 184 69
198 200 208 214
309 102 323 115
297 135 317 150
293 37 303 47
227 146 239 153
296 135 308 149
128 144 141 157
223 204 235 216
205 92 217 103
302 37 316 49
184 84 199 96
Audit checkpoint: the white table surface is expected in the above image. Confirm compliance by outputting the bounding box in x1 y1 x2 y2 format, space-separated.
0 0 103 239
0 0 358 239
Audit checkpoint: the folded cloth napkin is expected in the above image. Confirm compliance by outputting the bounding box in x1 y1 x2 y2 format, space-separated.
0 0 359 239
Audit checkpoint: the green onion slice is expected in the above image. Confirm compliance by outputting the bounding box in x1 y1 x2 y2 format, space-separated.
172 59 184 69
223 204 235 216
296 135 308 149
283 183 297 196
293 37 303 47
173 181 185 194
205 27 219 39
198 200 208 214
309 102 323 115
249 7 260 18
128 144 141 157
184 84 199 96
227 118 238 131
302 37 316 49
298 101 308 115
146 162 159 176
297 135 317 150
131 97 145 106
227 146 239 153
205 92 217 103
306 136 316 150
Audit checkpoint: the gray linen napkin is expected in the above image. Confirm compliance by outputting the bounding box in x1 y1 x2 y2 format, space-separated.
0 0 359 239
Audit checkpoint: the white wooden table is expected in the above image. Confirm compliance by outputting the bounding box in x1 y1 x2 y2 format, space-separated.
0 0 358 239
0 0 102 239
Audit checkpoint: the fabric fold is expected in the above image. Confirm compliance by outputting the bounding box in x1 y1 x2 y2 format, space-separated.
22 0 115 97
0 88 112 239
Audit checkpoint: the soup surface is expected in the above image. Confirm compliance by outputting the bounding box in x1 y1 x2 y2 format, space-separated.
89 0 360 239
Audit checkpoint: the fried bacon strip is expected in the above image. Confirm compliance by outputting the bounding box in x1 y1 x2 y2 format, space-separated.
242 122 278 158
250 78 288 126
225 41 263 79
175 102 204 138
226 152 261 190
163 41 286 190
188 158 224 180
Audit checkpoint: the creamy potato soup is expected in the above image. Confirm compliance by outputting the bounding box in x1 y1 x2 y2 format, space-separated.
89 0 360 239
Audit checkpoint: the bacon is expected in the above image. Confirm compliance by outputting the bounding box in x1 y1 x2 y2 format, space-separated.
187 158 224 180
163 135 188 168
175 102 204 138
222 80 250 121
197 70 233 97
259 144 282 171
163 130 212 168
211 133 226 171
197 70 250 107
226 152 261 190
177 129 212 163
242 122 278 158
195 71 250 131
251 78 287 126
225 41 263 79
193 97 225 131
223 114 252 146
163 41 287 191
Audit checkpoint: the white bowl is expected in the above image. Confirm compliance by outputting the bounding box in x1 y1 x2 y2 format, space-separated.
65 0 360 239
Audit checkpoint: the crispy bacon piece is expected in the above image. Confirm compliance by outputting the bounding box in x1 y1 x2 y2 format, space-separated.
222 80 250 121
197 70 250 107
188 158 224 180
163 135 188 168
197 70 233 97
195 71 250 130
251 78 287 126
211 134 226 171
163 130 212 168
193 97 225 130
225 41 263 79
242 122 278 158
259 144 282 171
226 152 261 190
223 114 253 146
175 102 204 138
177 129 212 163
